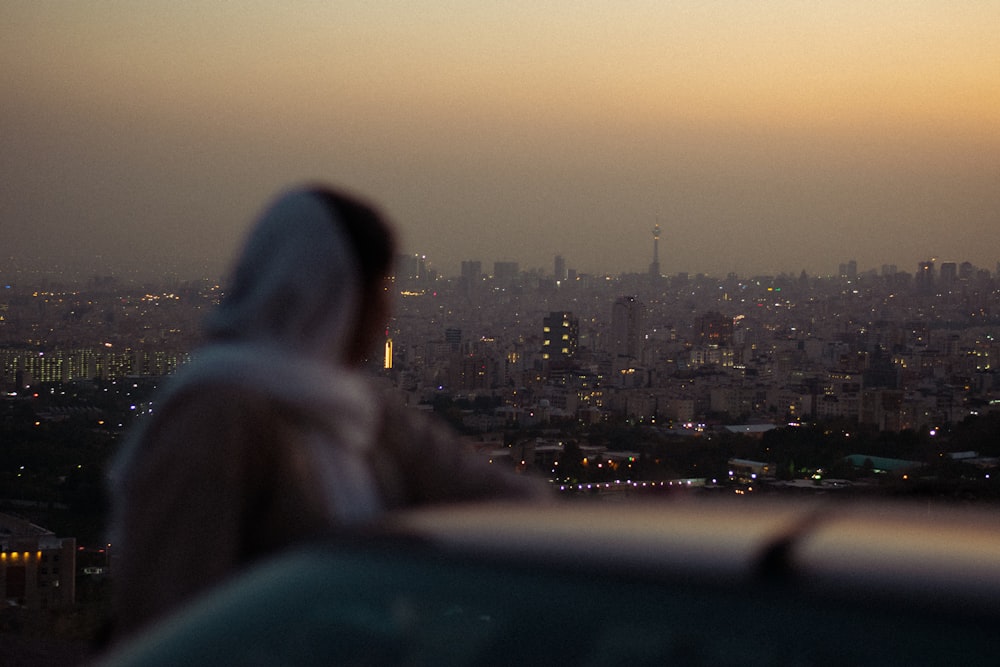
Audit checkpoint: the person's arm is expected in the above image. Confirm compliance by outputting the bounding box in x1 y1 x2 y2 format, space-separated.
372 401 553 508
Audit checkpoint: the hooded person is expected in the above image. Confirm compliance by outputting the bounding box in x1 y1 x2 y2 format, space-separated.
108 185 549 639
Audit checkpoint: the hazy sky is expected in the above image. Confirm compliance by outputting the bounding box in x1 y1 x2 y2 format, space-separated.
3 2 998 279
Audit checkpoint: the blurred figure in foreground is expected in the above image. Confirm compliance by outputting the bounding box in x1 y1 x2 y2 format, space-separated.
108 186 549 639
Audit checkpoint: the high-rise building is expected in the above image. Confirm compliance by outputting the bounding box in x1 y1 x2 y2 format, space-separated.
458 260 483 299
493 261 519 283
541 312 578 363
554 255 566 282
939 262 957 287
445 327 462 352
611 296 645 364
394 254 418 280
916 260 935 295
460 260 482 281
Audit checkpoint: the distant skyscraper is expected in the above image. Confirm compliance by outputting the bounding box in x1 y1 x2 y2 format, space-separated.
648 224 662 278
939 261 957 287
445 327 462 352
395 253 431 282
460 260 482 281
394 254 419 280
458 260 483 299
541 311 578 363
611 296 645 365
554 255 566 282
493 261 519 282
916 260 935 295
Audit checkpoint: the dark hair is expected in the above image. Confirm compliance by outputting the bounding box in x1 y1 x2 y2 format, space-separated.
309 186 396 287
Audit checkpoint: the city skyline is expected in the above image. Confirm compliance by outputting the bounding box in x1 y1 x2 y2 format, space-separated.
3 3 998 279
2 247 997 285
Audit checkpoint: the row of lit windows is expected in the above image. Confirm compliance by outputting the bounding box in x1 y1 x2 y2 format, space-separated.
0 551 43 562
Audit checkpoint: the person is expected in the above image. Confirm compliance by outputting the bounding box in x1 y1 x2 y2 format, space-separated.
107 185 549 639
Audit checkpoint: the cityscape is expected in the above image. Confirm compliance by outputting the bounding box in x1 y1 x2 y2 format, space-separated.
6 2 999 662
3 246 999 474
3 247 1000 660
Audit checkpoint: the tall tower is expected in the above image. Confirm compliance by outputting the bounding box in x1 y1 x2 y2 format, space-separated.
648 223 661 278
